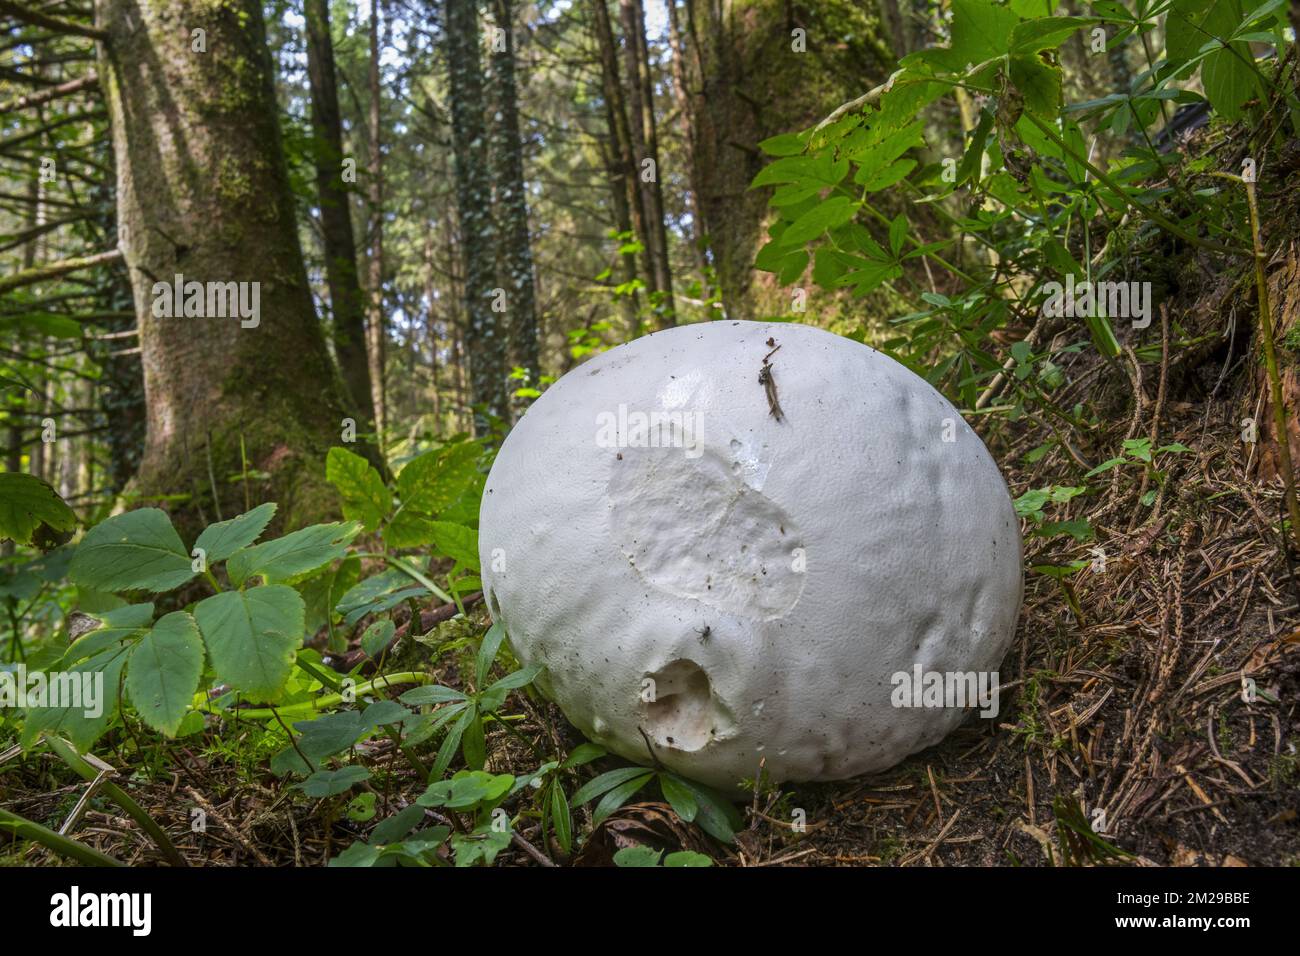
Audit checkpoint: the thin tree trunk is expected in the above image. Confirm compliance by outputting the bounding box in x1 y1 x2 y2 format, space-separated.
422 221 442 429
620 0 674 326
446 0 509 435
489 0 540 408
665 0 709 279
590 0 655 308
366 1 388 449
305 0 374 424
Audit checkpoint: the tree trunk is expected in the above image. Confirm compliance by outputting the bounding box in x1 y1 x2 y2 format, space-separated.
446 0 509 435
665 0 709 279
98 0 354 534
305 0 373 425
590 0 655 310
421 221 443 430
366 0 388 448
488 0 540 407
619 0 675 327
682 0 888 320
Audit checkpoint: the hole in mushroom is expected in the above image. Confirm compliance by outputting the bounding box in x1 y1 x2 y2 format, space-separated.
644 659 718 752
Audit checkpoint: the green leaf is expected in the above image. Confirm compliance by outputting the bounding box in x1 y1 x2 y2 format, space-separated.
328 842 383 867
777 249 810 285
1201 44 1259 119
484 663 543 696
62 603 154 665
613 845 664 867
426 521 480 571
326 447 391 533
956 109 995 187
919 0 1020 71
750 155 847 189
1123 437 1153 462
1036 519 1095 542
1009 55 1062 119
193 502 276 564
360 699 410 728
335 569 423 625
399 684 468 706
476 622 506 687
1084 311 1121 359
592 772 654 825
126 611 204 736
193 585 305 701
677 779 743 843
571 765 654 806
372 804 425 844
0 473 76 547
226 521 360 586
550 783 573 854
664 850 714 867
385 442 481 548
69 508 195 593
346 792 377 822
888 215 909 257
461 708 486 770
360 619 395 660
1009 0 1061 15
418 770 515 811
757 133 805 156
292 710 371 761
20 641 131 751
299 766 371 798
1084 457 1127 478
450 822 512 867
859 158 917 193
430 705 473 779
1009 16 1094 53
780 196 857 246
1166 0 1228 63
560 742 607 769
660 773 699 823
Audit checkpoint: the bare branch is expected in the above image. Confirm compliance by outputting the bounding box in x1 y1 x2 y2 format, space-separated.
0 74 99 115
0 248 122 294
0 1 107 42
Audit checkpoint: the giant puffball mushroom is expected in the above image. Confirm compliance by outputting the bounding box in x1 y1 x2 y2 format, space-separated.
479 320 1022 790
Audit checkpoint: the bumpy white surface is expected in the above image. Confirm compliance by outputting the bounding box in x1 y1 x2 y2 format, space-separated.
479 320 1022 789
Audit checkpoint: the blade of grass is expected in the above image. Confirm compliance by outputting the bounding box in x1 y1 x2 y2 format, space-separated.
0 807 124 867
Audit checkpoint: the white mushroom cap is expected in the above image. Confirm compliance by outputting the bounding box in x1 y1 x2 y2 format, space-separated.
479 320 1022 789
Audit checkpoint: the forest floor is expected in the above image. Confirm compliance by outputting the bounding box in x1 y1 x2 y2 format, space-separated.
4 321 1298 868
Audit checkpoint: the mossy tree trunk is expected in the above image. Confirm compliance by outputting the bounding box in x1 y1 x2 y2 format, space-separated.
305 0 374 426
98 0 355 534
488 0 540 408
446 0 509 435
680 0 891 320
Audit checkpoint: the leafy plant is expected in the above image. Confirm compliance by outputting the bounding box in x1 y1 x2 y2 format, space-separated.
397 622 543 779
570 761 744 844
19 503 364 748
613 845 713 867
